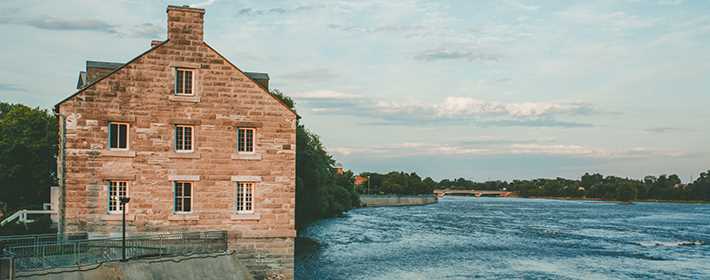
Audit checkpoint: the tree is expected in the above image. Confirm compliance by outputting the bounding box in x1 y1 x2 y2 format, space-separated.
0 103 56 211
615 182 638 202
689 171 710 201
271 91 359 228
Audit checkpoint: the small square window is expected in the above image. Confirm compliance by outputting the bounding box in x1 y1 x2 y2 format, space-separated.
175 68 194 96
174 181 193 213
175 125 194 152
108 122 129 150
237 128 255 153
236 182 254 213
108 181 128 214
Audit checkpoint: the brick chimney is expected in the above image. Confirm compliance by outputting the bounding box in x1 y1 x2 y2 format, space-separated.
166 5 205 44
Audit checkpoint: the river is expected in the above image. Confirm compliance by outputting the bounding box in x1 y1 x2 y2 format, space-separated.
295 197 710 279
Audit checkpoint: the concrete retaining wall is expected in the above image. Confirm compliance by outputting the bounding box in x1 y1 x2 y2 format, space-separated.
14 253 253 280
360 195 438 207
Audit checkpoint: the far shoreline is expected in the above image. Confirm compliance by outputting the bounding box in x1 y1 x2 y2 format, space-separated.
514 195 710 204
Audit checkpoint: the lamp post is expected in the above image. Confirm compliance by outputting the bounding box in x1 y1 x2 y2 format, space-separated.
119 197 131 262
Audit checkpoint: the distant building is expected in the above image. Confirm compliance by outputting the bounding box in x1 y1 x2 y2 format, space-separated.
335 163 345 175
354 176 368 186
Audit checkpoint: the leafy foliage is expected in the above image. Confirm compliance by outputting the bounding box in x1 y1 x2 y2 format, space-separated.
271 91 359 228
0 102 56 234
0 103 56 210
356 172 436 195
436 171 710 202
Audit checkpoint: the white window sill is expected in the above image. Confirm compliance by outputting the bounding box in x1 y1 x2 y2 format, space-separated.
168 214 200 221
169 95 200 103
231 153 262 160
231 213 260 221
102 214 135 221
169 152 201 159
103 150 136 158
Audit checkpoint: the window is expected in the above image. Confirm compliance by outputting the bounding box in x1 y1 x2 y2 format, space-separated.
175 125 193 152
108 123 128 150
174 182 192 213
236 182 255 213
175 68 194 95
237 128 255 153
108 181 128 213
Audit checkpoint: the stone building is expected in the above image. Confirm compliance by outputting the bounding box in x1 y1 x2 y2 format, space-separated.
54 5 297 279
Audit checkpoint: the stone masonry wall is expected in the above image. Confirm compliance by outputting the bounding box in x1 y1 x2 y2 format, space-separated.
56 6 296 279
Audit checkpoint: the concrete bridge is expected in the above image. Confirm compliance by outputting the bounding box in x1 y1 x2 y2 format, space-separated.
434 189 513 198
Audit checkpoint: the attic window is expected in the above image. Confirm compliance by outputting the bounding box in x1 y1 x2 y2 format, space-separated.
175 68 194 95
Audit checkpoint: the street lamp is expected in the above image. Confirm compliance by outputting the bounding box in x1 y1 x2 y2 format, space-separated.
119 196 131 262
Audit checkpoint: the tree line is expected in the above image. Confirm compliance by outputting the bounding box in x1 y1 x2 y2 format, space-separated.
358 170 710 202
356 171 437 195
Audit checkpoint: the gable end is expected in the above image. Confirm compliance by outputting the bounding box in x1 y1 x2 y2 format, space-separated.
55 40 171 112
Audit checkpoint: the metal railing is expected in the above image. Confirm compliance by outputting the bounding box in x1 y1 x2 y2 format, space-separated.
0 233 87 252
3 231 228 272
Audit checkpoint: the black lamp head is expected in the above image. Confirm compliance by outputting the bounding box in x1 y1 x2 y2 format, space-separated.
119 197 131 204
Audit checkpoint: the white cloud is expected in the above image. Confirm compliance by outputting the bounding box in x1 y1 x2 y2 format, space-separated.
559 8 656 31
192 0 217 8
291 90 362 100
331 141 689 159
293 91 596 127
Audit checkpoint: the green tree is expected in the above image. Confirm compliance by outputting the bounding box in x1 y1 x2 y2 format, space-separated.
0 103 56 211
615 182 638 202
271 91 359 228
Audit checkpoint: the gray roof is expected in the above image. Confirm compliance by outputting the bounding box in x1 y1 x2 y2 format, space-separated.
86 60 124 69
76 61 269 89
76 71 87 89
245 72 269 81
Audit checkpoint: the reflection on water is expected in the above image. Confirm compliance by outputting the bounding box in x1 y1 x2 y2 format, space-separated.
296 197 710 279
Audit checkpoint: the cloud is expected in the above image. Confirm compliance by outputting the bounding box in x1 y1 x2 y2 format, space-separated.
292 91 596 127
502 0 540 11
0 83 26 92
643 127 690 134
280 68 339 83
24 17 117 33
657 0 684 5
330 141 689 160
124 23 163 38
193 0 217 8
0 15 162 38
414 48 503 62
237 5 321 16
560 8 656 31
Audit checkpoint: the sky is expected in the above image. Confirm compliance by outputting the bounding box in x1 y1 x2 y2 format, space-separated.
1 0 709 182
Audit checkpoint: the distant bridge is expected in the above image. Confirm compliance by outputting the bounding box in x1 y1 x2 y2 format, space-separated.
433 189 513 198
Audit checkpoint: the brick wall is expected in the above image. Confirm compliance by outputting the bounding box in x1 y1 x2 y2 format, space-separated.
56 5 296 279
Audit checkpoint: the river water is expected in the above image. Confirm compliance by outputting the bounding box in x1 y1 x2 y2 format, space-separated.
295 197 710 279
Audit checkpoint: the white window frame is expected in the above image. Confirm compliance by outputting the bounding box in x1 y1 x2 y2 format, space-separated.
108 122 129 151
235 182 255 214
108 181 128 214
174 68 195 96
237 128 256 154
173 181 193 214
175 125 194 153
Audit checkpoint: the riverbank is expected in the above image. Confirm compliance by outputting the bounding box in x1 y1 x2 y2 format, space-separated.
359 194 438 207
523 195 710 204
